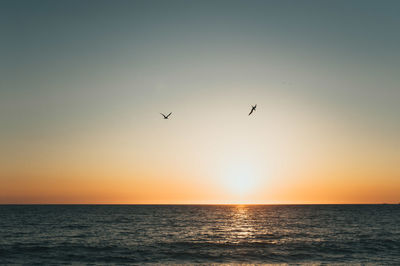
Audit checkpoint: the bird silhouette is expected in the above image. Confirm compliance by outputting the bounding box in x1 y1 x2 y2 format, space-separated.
160 112 172 119
248 104 257 116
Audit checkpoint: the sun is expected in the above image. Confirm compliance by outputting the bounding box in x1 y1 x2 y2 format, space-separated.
223 163 258 197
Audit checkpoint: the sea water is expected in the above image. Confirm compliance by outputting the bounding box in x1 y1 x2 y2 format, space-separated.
0 205 399 264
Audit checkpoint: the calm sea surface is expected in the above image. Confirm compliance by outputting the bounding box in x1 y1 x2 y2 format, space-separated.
0 205 399 264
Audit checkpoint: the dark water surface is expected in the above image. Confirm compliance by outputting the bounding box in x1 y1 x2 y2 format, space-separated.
0 205 399 264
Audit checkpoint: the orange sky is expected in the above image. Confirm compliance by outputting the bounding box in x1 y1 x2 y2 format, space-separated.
1 100 399 204
1 1 399 204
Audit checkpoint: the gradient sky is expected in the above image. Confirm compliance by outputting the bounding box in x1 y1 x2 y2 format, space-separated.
1 0 399 204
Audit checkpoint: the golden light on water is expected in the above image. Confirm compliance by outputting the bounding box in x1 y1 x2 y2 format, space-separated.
227 205 255 242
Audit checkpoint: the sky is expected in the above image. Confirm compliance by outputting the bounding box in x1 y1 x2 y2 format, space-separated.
1 0 399 204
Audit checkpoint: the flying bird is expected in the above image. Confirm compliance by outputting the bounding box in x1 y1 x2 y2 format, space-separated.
248 104 257 116
160 112 172 119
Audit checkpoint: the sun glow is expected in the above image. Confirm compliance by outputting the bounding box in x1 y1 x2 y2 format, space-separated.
223 163 258 197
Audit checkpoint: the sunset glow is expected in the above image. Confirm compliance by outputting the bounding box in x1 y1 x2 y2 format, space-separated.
1 0 399 204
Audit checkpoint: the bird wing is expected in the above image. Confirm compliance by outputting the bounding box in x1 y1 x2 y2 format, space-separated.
160 113 166 118
248 109 254 115
166 112 172 118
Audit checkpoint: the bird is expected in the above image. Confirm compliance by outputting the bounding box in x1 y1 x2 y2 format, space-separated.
248 104 257 116
160 112 172 119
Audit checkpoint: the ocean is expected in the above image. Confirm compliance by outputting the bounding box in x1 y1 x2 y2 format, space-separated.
0 205 399 264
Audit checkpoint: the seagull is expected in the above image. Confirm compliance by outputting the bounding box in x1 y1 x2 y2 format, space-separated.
160 112 172 119
248 104 257 116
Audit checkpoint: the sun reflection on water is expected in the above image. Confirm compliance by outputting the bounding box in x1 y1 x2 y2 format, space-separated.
226 205 256 243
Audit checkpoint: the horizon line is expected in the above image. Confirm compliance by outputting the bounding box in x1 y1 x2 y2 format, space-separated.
1 203 398 206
